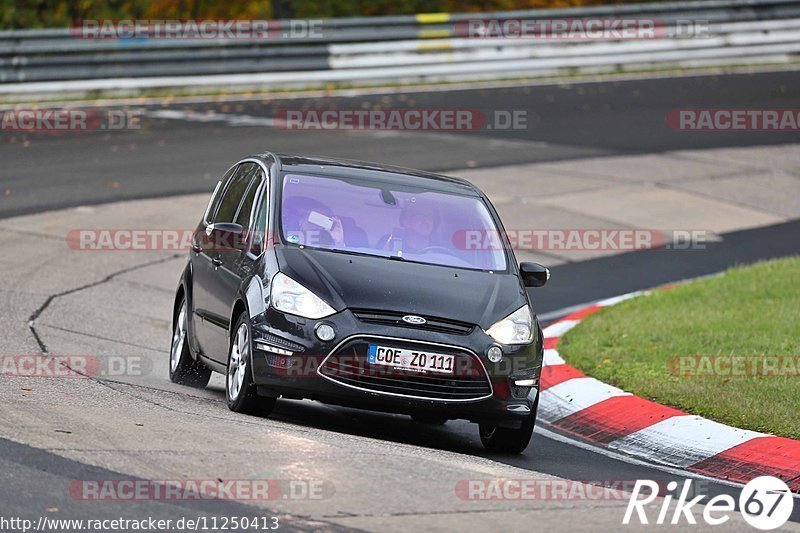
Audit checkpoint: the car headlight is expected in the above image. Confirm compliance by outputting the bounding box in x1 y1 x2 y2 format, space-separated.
270 272 335 319
485 305 533 345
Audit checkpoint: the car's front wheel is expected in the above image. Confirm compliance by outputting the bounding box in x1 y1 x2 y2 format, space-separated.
226 312 276 416
478 397 538 453
169 296 211 388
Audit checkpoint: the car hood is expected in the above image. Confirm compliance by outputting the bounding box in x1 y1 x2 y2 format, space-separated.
275 246 527 328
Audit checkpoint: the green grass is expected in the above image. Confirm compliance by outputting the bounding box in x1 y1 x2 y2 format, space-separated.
559 256 800 439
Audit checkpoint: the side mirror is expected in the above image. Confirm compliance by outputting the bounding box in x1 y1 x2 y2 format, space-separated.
206 222 243 234
204 222 245 251
519 262 550 288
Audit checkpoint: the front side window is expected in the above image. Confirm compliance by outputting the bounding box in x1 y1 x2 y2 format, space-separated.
280 173 507 271
214 163 257 223
234 167 264 230
203 166 237 224
246 169 269 256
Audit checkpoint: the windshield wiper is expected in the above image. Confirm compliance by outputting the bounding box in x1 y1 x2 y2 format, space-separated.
325 247 400 262
326 247 374 258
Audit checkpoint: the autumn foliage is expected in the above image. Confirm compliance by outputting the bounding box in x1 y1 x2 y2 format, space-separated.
1 0 664 29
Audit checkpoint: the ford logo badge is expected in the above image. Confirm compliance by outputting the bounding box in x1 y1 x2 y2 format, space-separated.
402 315 427 325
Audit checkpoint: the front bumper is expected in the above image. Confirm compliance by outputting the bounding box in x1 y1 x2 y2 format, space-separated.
249 307 543 426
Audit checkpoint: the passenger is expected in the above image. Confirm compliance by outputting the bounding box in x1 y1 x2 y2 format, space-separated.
283 197 345 247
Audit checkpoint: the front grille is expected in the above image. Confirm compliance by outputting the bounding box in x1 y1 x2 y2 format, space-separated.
351 309 474 335
319 337 492 401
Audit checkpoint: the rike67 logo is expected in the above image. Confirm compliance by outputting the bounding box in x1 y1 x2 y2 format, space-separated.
624 476 794 530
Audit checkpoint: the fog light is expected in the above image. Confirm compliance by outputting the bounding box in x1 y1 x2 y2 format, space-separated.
315 323 335 342
487 345 503 363
514 379 536 387
254 342 292 356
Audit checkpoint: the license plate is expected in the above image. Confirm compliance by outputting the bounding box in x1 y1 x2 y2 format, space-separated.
368 344 454 374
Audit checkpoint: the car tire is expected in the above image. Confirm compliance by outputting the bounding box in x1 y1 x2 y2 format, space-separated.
411 414 448 425
226 312 276 416
478 396 538 454
169 296 212 388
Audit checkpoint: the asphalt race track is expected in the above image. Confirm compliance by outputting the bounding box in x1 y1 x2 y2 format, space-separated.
1 70 799 530
2 70 799 219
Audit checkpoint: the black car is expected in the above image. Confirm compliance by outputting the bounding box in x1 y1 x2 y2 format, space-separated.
170 153 549 453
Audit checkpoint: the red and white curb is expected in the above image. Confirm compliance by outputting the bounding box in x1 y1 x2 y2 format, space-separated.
539 291 800 493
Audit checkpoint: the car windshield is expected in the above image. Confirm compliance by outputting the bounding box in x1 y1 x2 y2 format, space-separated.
280 173 507 271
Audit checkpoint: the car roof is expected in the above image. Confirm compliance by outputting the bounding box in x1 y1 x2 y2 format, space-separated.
250 152 480 195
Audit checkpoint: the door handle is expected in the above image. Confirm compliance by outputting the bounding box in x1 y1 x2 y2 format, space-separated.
211 257 223 267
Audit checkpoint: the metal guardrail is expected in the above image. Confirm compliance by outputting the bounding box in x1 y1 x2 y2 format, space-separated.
0 0 798 94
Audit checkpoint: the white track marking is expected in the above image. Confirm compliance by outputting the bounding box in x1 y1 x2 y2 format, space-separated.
596 291 647 307
542 319 581 338
536 426 800 500
539 377 631 423
543 349 565 366
608 415 767 467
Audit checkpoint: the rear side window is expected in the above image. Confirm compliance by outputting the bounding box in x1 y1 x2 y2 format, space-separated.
214 163 257 223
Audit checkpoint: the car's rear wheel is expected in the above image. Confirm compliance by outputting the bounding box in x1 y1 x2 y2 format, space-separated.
169 297 211 388
411 414 448 425
478 397 538 453
226 312 276 416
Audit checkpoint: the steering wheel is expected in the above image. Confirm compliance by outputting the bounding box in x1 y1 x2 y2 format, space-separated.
416 245 456 255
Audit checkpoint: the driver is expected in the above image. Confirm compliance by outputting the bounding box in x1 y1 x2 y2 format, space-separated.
391 201 438 253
